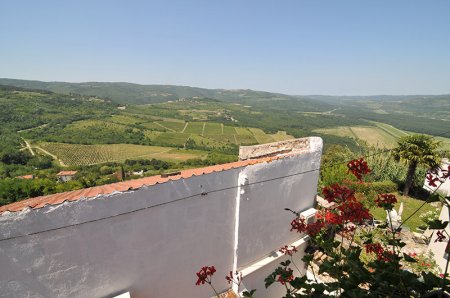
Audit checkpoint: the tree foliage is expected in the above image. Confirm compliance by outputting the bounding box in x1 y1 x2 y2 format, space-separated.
392 134 442 196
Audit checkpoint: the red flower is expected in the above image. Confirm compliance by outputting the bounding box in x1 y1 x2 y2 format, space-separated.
365 243 384 261
306 221 325 236
375 194 397 210
338 200 371 224
225 270 242 286
322 210 344 225
323 184 356 204
435 230 447 243
365 243 392 261
277 268 294 285
195 266 216 286
290 217 307 233
290 217 324 236
441 166 450 180
427 166 450 187
426 173 440 187
347 158 371 181
380 250 396 262
279 245 298 256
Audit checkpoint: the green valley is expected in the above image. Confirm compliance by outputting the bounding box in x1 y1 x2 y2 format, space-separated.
0 80 449 206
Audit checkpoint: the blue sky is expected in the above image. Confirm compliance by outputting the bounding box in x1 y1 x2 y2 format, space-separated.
1 0 450 95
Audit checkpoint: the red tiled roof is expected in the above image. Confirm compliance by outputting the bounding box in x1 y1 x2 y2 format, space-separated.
0 155 285 214
56 171 77 176
16 175 34 179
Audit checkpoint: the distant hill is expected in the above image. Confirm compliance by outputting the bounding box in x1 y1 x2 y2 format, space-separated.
308 94 450 121
0 78 304 105
1 78 448 128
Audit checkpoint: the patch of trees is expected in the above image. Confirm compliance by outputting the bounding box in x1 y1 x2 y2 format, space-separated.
0 150 32 165
185 139 239 155
34 126 148 145
124 158 171 171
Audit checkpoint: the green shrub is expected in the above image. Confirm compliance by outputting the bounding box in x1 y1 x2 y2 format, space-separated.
370 181 398 193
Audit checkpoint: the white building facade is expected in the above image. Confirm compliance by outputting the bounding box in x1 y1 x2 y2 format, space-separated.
0 137 323 298
426 159 450 272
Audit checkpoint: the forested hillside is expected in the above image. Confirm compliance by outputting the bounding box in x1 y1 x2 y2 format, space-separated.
1 78 448 136
0 78 318 105
0 82 449 207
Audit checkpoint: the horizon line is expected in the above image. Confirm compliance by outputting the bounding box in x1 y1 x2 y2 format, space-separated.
1 77 450 97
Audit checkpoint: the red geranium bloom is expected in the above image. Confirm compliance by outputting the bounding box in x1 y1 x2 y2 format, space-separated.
375 193 397 210
347 158 371 181
225 270 242 286
290 217 324 236
441 166 450 180
277 268 294 285
338 200 371 224
279 245 298 256
365 243 384 260
306 221 325 236
195 266 216 286
290 217 307 233
323 184 356 204
323 210 344 225
435 230 447 243
426 173 440 187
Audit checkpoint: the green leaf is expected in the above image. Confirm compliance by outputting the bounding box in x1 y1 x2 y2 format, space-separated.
427 193 441 203
332 240 341 248
302 254 314 263
403 253 418 263
421 272 441 287
290 276 307 289
428 220 448 230
242 289 256 297
388 239 406 247
264 273 276 288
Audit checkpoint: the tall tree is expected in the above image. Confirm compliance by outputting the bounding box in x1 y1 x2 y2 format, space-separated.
392 134 441 196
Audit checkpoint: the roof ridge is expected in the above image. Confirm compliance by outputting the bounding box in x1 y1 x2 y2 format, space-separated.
0 155 285 214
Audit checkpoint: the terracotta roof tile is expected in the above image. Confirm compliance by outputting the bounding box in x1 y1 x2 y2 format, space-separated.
0 155 287 214
56 171 77 176
17 175 34 179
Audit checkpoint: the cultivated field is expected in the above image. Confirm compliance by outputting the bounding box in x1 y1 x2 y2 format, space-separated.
44 114 295 166
72 115 293 147
153 133 191 147
314 123 450 150
39 142 206 166
350 126 398 148
184 122 205 134
155 120 186 132
249 128 276 143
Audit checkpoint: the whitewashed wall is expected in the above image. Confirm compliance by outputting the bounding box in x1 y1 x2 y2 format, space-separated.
423 159 450 196
428 201 450 273
425 159 450 273
0 137 322 298
237 147 321 268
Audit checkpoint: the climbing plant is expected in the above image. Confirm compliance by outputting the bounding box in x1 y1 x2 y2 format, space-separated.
195 158 450 297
